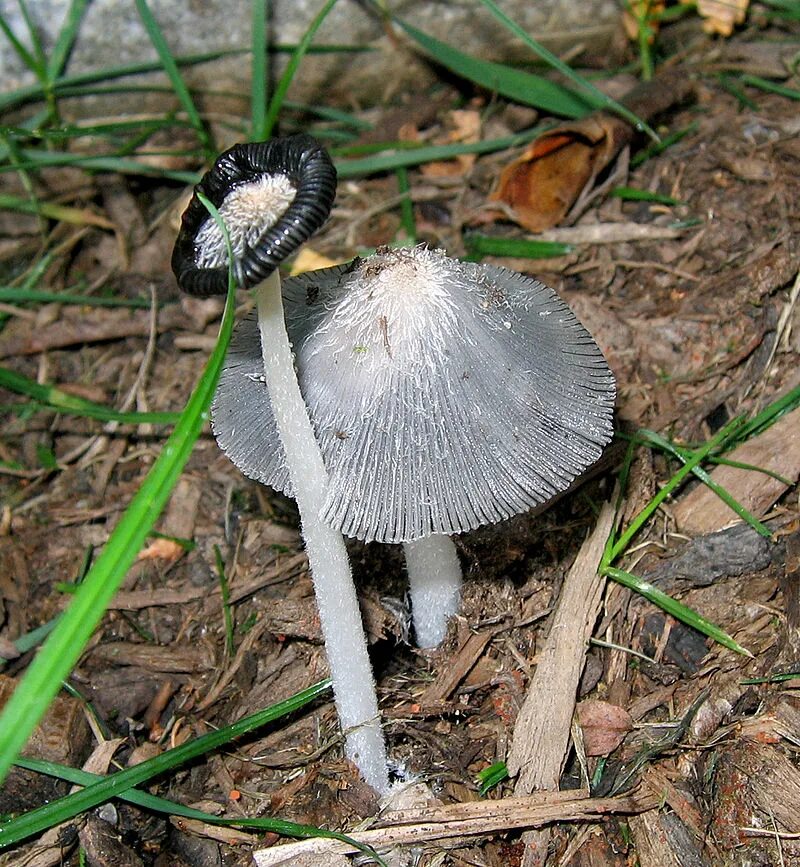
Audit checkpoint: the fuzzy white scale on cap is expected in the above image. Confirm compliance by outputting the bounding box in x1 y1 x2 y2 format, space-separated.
194 174 296 269
211 245 616 544
310 246 461 378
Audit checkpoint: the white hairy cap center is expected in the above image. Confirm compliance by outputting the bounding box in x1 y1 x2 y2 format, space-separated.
194 173 296 269
314 247 461 375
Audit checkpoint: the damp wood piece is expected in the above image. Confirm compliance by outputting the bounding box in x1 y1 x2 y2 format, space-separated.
628 810 707 867
711 738 800 860
0 304 188 358
252 789 658 864
507 499 616 794
420 628 497 704
89 641 215 673
673 405 800 535
0 673 92 813
78 815 145 867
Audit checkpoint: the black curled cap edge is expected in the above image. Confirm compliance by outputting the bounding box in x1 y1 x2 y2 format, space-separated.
171 134 337 296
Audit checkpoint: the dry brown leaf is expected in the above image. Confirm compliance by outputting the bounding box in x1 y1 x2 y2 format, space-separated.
289 247 342 275
695 0 749 36
576 699 634 757
136 537 185 563
488 114 632 232
421 108 482 178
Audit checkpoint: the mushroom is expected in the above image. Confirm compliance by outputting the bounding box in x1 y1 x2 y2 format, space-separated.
172 135 389 793
211 245 616 648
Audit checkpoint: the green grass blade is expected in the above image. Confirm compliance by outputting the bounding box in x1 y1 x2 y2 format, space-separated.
603 566 752 656
335 128 540 177
251 0 269 139
475 0 657 139
463 234 573 260
0 616 60 666
717 74 760 110
0 366 181 425
16 1 46 74
262 0 340 139
0 197 236 787
476 761 509 796
0 681 331 848
610 186 681 206
741 73 800 101
394 18 592 118
0 286 156 308
631 121 698 167
637 429 772 539
134 0 213 156
0 192 112 227
5 149 198 183
607 418 745 564
13 750 386 865
0 13 39 76
734 384 800 442
0 49 245 113
46 0 89 81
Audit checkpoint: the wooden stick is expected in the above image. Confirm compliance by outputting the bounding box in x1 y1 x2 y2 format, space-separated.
252 789 657 865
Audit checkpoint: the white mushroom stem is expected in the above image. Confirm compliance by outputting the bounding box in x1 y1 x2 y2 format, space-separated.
255 270 389 794
402 535 463 649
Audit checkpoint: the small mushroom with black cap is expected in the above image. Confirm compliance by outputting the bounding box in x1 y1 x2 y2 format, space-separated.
211 245 616 648
172 135 389 793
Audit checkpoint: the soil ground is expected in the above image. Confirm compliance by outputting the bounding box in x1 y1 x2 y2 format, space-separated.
1 10 800 867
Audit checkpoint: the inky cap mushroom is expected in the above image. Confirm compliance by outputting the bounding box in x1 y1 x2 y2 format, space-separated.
211 245 616 544
171 134 336 296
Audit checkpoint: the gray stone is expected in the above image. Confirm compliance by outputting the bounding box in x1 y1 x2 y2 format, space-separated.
0 0 620 118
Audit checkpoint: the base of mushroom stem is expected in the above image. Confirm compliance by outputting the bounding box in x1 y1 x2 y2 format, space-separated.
403 534 463 648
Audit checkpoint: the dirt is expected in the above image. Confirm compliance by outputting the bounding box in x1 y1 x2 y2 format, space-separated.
1 12 800 867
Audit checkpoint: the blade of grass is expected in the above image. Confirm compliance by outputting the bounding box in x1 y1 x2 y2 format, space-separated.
251 0 269 139
0 616 60 666
4 149 198 183
0 48 247 113
0 195 235 787
134 0 213 157
394 18 592 118
602 565 752 656
717 74 760 111
606 417 745 564
741 73 800 101
16 1 47 73
0 366 181 425
631 121 698 167
463 234 573 260
0 286 157 308
0 681 331 847
0 12 40 76
475 0 658 139
707 456 793 487
610 186 681 206
0 193 115 229
46 0 88 82
637 429 772 538
284 100 373 130
476 761 509 796
262 0 340 139
730 383 800 442
335 128 541 178
13 754 386 865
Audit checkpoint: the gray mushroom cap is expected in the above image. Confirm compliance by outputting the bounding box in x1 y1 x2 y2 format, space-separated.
211 246 616 544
